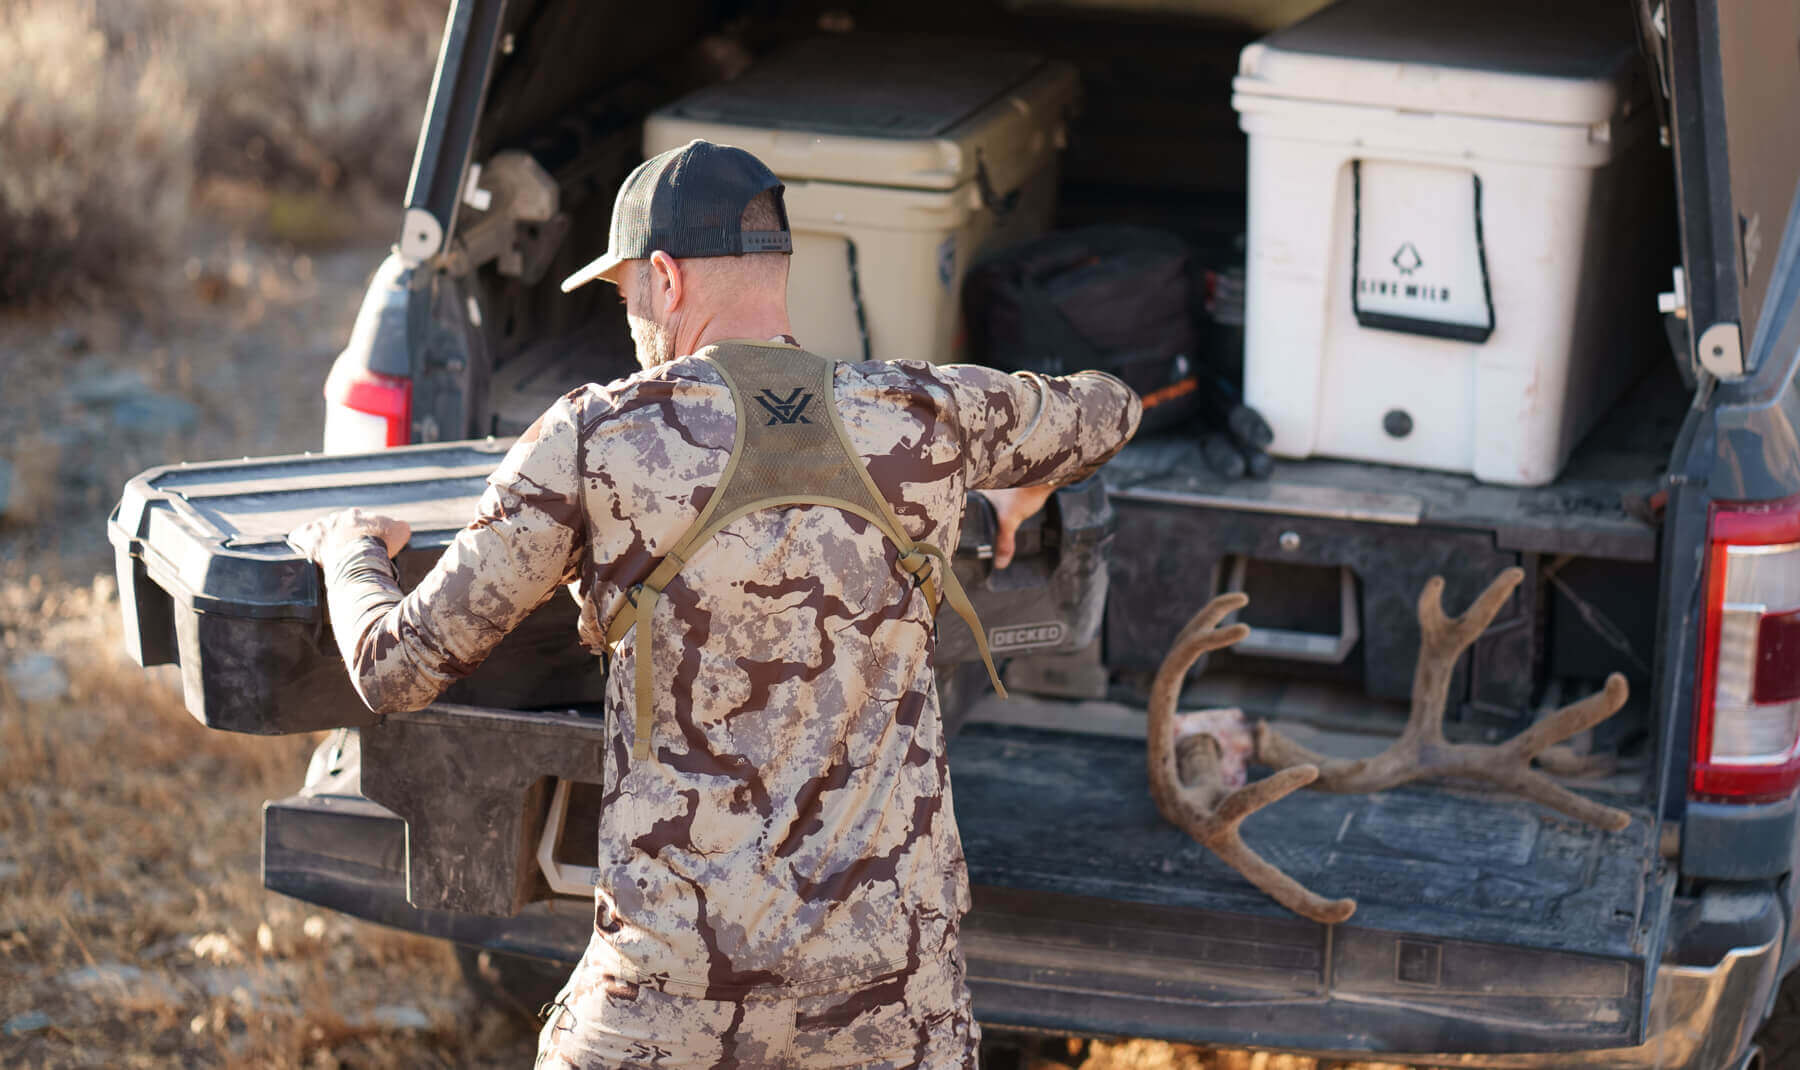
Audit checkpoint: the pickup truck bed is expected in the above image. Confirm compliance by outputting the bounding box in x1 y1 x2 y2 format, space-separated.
260 359 1683 1057
266 705 1668 1056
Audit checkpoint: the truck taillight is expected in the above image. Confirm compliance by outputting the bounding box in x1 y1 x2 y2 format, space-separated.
323 363 411 453
1694 495 1800 802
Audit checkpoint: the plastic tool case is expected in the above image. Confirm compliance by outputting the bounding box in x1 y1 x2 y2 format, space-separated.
110 442 1110 737
645 36 1078 366
939 478 1114 668
108 442 607 734
1232 0 1664 485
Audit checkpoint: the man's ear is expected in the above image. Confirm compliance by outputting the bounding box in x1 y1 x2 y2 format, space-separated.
649 250 683 315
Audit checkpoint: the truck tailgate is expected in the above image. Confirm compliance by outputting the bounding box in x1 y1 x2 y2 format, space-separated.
949 722 1672 1054
267 715 1671 1056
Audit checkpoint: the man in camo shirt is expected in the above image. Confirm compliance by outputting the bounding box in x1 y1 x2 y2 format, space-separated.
291 141 1141 1068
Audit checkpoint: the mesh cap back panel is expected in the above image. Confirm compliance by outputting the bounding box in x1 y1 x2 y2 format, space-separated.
610 141 785 261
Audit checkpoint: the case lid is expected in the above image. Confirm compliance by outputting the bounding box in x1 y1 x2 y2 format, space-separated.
109 443 508 618
1235 0 1645 127
648 36 1077 193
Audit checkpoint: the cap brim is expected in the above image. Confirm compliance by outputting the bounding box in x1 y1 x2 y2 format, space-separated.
559 252 627 293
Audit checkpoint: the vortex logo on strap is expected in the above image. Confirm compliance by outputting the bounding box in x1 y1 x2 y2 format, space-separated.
754 388 814 425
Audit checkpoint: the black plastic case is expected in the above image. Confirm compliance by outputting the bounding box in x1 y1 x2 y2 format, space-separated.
939 477 1115 667
111 443 1109 734
108 442 607 734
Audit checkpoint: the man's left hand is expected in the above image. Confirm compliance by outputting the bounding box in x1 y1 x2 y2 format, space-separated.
289 508 412 564
981 485 1056 570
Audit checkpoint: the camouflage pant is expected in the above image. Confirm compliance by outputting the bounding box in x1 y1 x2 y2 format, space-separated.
535 935 980 1069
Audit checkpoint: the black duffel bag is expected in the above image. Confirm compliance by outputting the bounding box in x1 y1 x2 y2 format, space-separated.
963 225 1201 433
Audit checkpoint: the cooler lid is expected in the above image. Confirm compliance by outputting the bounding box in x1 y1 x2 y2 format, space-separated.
1235 0 1644 126
649 36 1077 191
669 37 1046 140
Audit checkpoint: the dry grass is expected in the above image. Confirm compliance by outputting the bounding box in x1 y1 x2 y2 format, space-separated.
0 575 535 1067
0 0 441 305
0 236 383 576
0 159 540 1058
0 1 195 306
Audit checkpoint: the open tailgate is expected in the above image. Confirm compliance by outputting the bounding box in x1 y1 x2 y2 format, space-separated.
949 720 1672 1055
266 712 1672 1056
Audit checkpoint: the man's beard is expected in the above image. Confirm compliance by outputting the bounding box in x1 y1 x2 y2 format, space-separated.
627 306 677 370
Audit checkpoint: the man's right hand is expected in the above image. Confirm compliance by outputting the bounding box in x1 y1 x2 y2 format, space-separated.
288 508 412 564
981 485 1056 570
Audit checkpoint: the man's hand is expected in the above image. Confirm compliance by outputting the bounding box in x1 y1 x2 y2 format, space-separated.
981 485 1055 570
288 508 411 564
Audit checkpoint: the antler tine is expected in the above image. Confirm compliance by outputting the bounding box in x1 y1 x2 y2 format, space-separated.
1418 569 1523 646
1258 569 1635 832
1494 673 1633 831
1170 592 1251 666
1150 594 1251 797
1412 568 1524 739
1149 593 1357 925
1505 673 1629 759
1197 763 1356 924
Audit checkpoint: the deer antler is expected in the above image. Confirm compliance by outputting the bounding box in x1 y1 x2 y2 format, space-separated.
1256 568 1633 832
1149 593 1357 925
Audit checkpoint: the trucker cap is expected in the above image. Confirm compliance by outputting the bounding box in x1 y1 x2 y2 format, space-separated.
560 139 793 292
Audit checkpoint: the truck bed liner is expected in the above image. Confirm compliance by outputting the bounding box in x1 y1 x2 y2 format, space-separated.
950 722 1672 1051
950 722 1664 958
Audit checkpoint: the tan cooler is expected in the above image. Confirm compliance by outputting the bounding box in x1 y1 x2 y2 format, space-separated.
645 37 1078 365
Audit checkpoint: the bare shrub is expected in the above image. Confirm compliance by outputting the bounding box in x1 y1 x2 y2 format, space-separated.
0 0 442 306
0 0 196 304
162 0 445 196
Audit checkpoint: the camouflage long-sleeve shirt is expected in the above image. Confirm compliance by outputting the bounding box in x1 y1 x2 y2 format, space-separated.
319 345 1140 998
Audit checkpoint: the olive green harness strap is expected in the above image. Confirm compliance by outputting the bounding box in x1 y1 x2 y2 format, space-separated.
605 341 1005 762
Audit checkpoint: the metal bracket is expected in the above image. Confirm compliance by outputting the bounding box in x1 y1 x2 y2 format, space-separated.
1223 559 1361 665
399 208 445 266
536 778 600 897
1658 265 1688 319
461 162 493 212
1697 321 1745 379
439 151 565 280
1660 265 1697 388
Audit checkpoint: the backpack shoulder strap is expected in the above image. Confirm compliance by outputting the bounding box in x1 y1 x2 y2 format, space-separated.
605 341 1004 762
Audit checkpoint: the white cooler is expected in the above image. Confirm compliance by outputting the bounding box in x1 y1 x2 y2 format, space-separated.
1232 0 1661 485
645 37 1077 365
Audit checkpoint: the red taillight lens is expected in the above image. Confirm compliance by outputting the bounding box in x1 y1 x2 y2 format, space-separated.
323 363 411 452
1694 495 1800 801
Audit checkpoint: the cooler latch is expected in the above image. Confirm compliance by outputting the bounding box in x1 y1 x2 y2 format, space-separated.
974 152 1020 218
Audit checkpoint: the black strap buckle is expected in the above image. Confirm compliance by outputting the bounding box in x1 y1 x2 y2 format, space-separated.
975 153 1020 218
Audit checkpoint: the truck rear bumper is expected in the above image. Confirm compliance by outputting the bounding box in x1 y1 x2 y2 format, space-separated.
1395 939 1776 1069
265 790 1776 1069
963 907 1777 1070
